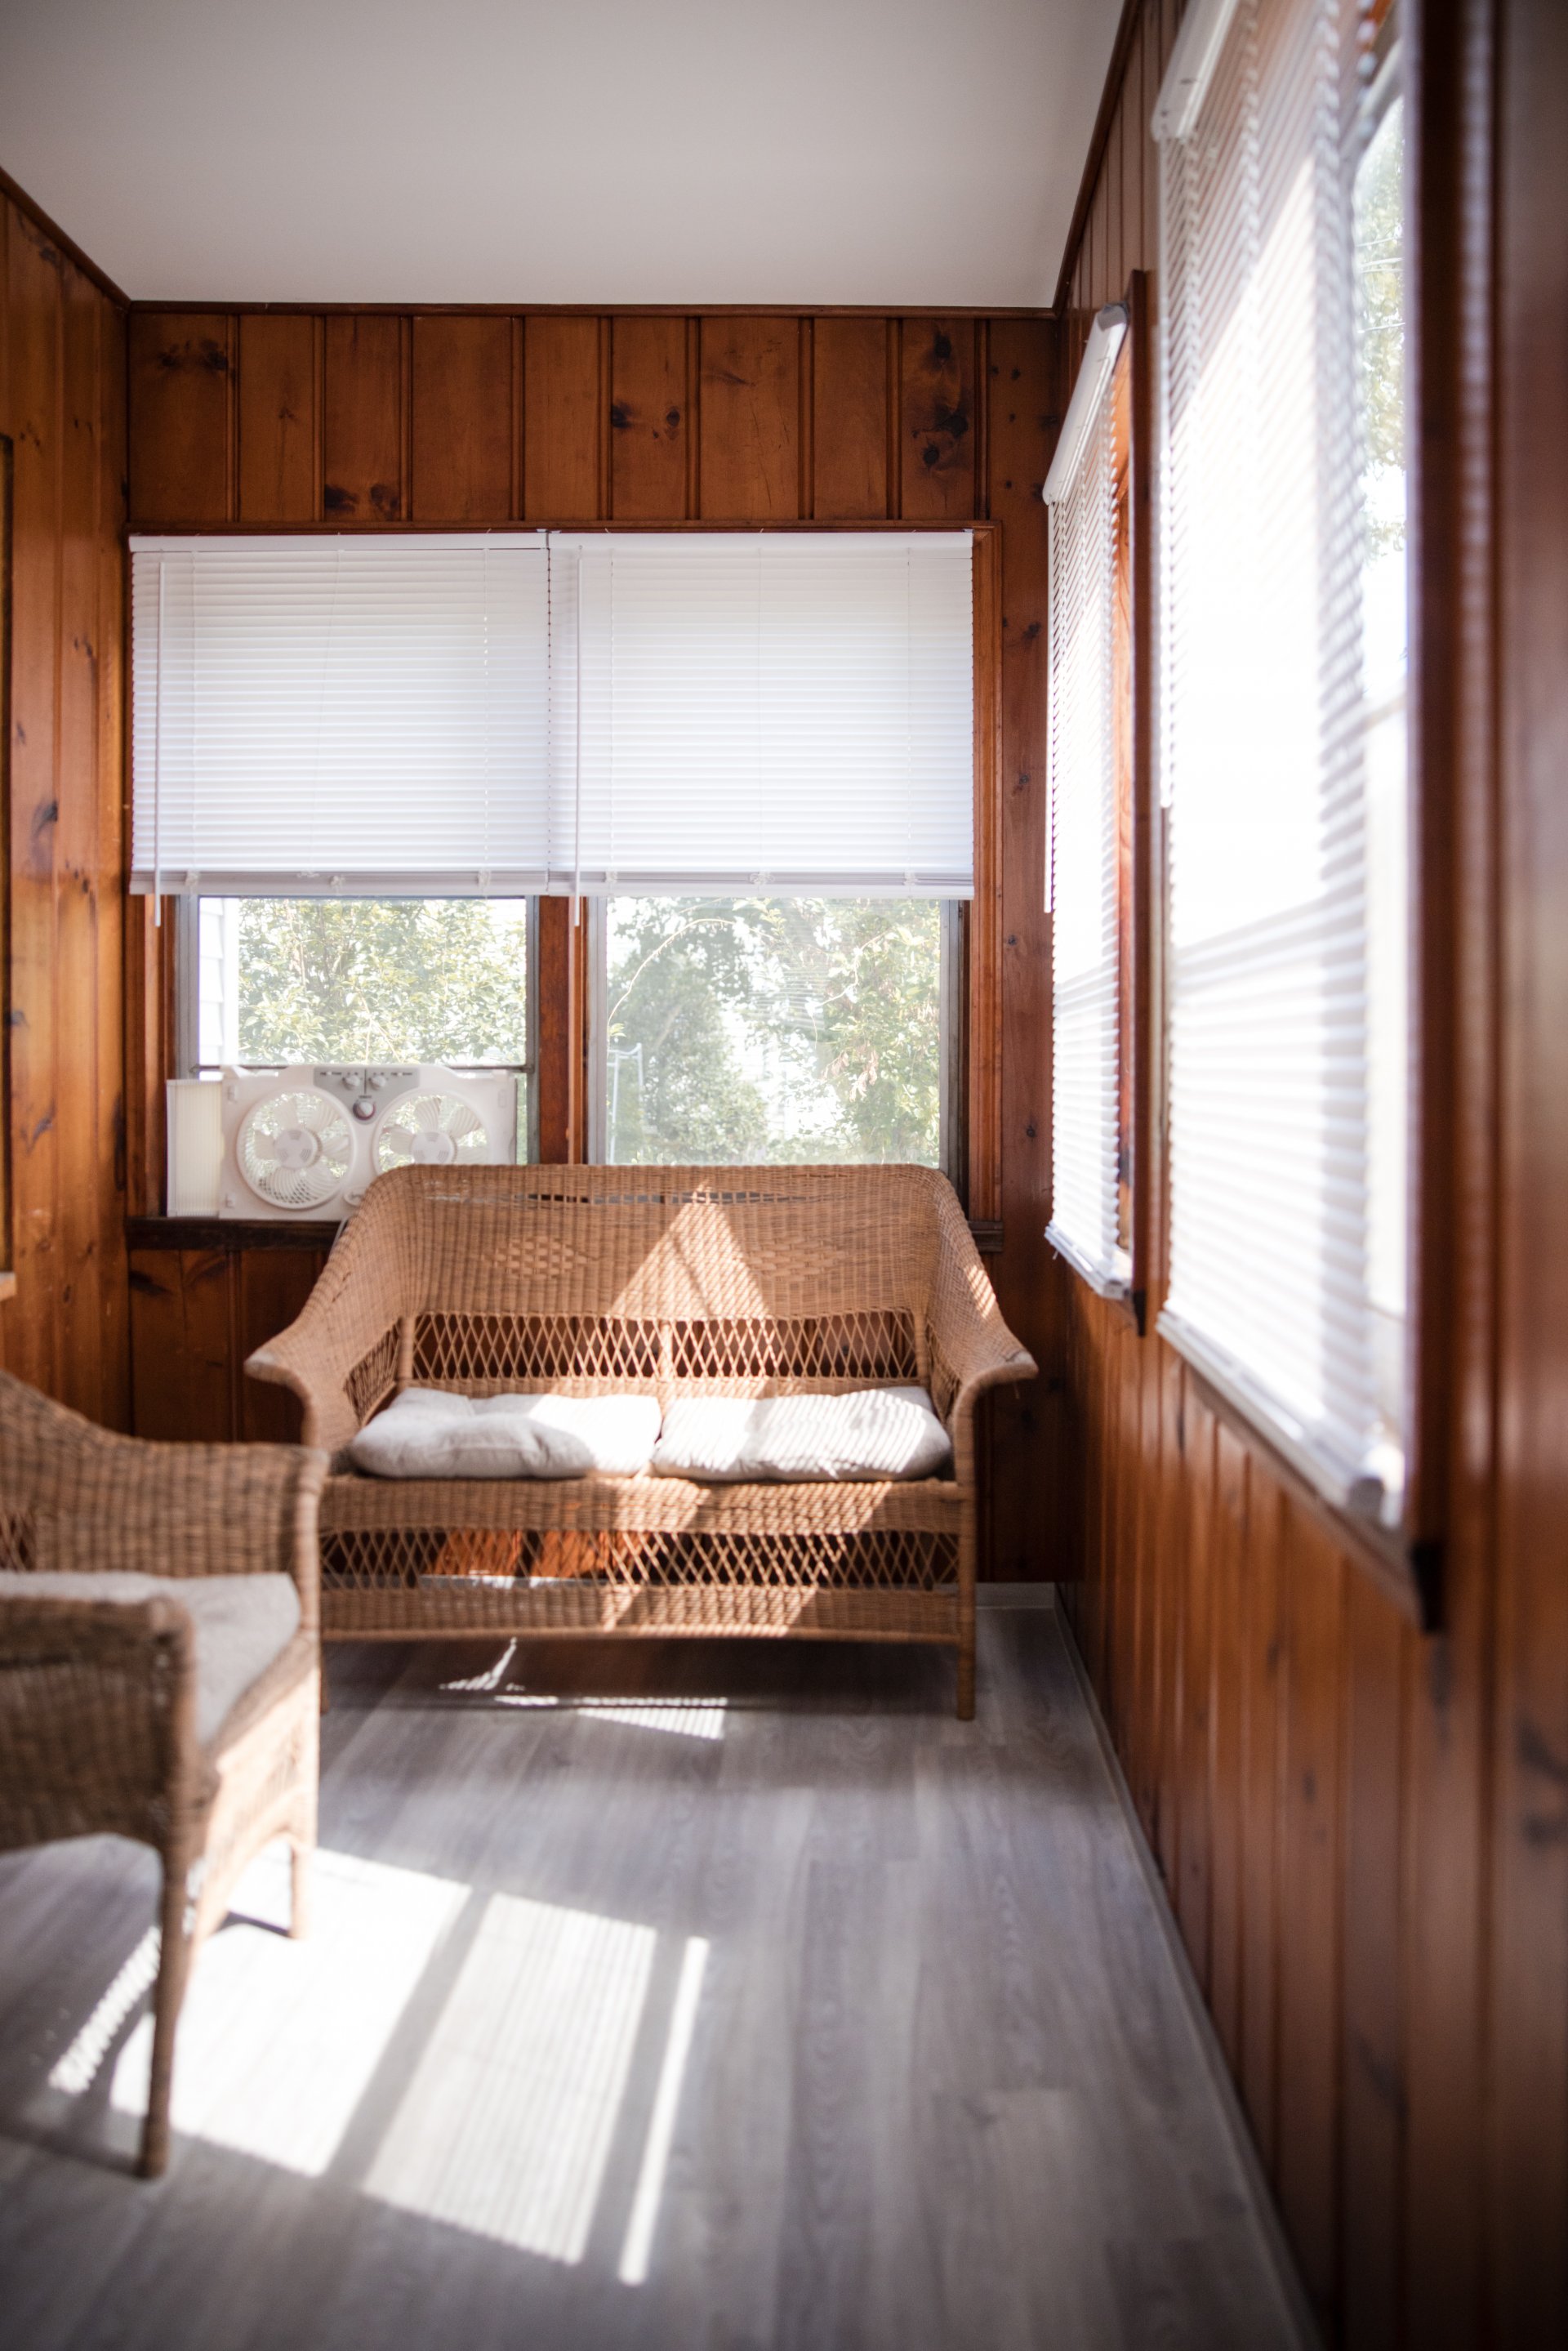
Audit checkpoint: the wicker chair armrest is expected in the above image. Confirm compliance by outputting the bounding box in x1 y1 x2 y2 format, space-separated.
0 1593 209 1849
0 1376 327 1628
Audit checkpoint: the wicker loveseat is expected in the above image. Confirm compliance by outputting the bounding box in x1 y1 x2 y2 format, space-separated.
247 1163 1035 1715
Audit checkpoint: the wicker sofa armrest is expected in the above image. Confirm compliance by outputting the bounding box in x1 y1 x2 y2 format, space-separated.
246 1184 415 1454
0 1590 208 1851
0 1373 327 1630
922 1189 1036 1482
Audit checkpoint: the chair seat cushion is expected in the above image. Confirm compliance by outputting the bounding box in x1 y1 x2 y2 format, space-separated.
651 1387 954 1483
349 1388 663 1480
0 1571 301 1746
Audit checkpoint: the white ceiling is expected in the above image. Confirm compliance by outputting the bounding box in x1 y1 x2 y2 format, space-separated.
0 0 1116 307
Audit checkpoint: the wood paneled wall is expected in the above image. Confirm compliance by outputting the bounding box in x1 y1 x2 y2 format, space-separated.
122 306 1062 1574
0 189 128 1427
1053 2 1568 2345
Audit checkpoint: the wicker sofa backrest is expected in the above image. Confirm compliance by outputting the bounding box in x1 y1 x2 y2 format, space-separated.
297 1162 965 1436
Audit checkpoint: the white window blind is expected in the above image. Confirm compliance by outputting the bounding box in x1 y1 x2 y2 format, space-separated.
130 534 551 894
546 533 974 897
1045 305 1129 1297
1156 0 1401 1512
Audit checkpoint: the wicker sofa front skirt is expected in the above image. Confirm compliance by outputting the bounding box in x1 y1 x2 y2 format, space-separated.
247 1163 1036 1715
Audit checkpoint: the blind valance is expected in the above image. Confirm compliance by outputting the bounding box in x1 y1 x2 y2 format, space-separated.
547 533 974 898
130 534 551 894
131 529 976 902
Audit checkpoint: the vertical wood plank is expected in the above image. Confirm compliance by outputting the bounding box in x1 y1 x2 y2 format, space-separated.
901 319 977 520
1238 1461 1285 2173
238 313 320 522
810 316 891 520
984 317 1054 1577
55 261 105 1422
1275 1510 1346 2325
7 204 63 1399
127 1251 235 1442
523 315 603 520
1340 1573 1406 2351
609 315 690 520
127 310 234 522
1176 1394 1216 1989
1208 1421 1248 2071
323 314 405 521
411 315 512 522
698 317 800 518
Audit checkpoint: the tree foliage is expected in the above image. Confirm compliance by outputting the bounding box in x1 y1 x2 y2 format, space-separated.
236 899 528 1067
606 897 942 1167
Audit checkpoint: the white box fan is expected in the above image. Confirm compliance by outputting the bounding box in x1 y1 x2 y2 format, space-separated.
166 1064 518 1221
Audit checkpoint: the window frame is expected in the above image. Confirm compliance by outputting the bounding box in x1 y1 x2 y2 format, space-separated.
582 893 964 1178
143 520 1004 1229
1044 276 1160 1332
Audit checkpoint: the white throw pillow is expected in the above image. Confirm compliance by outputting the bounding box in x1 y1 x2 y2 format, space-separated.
349 1389 662 1479
651 1387 953 1483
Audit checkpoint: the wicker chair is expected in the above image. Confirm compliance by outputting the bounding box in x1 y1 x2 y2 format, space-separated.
247 1162 1035 1716
0 1373 327 2176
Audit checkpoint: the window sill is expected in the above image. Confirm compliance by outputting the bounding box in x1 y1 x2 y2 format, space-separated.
127 1216 344 1252
1045 1224 1138 1325
1156 1310 1432 1630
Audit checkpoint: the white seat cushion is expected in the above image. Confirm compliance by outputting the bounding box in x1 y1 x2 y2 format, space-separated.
651 1387 953 1483
0 1571 301 1746
349 1388 662 1480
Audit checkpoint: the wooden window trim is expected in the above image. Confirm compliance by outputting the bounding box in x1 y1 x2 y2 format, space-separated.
0 435 13 1296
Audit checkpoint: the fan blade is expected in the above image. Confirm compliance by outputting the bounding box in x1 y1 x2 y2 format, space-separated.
381 1125 416 1153
440 1103 483 1140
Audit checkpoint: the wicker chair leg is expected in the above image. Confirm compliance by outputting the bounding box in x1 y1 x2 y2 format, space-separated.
138 1858 193 2179
956 1631 976 1722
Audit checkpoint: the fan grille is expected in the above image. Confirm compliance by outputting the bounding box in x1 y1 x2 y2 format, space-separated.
238 1088 354 1211
375 1091 491 1175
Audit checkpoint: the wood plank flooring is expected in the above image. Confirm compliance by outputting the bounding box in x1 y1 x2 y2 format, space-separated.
0 1601 1308 2351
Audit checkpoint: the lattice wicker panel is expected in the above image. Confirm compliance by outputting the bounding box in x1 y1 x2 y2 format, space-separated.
665 1311 919 1382
0 1515 36 1572
413 1314 662 1388
345 1326 401 1424
409 1308 920 1394
320 1575 960 1644
322 1523 958 1604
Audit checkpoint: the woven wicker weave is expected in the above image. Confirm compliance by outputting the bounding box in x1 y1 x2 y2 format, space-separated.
0 1372 327 2176
247 1163 1034 1716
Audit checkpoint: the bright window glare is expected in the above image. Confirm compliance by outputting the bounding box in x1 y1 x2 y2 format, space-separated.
107 1849 467 2175
364 1891 655 2264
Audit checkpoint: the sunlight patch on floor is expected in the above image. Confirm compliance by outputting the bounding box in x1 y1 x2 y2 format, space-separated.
47 1925 161 2095
619 1935 710 2286
363 1890 656 2264
492 1694 728 1741
107 1848 466 2175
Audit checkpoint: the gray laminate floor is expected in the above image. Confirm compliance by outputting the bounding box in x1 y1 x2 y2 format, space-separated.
0 1599 1306 2351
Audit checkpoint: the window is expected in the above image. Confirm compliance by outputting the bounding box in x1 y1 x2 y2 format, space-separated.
1153 0 1408 1515
1045 303 1132 1298
137 529 978 1188
590 895 956 1169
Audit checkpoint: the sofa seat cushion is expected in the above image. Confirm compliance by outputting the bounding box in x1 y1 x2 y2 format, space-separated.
0 1570 301 1746
349 1388 663 1480
651 1387 953 1483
